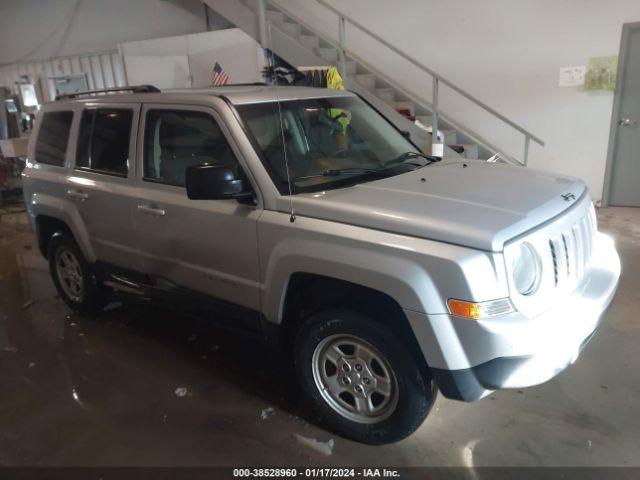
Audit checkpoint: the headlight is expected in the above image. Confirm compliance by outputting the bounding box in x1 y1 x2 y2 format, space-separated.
512 242 541 295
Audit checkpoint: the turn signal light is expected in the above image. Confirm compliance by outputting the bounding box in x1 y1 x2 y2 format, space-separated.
447 298 514 320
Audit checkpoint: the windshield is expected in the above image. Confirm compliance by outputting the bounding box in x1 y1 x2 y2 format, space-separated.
236 96 421 194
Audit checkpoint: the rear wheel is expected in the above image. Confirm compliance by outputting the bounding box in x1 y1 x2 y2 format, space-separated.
48 233 107 314
294 309 436 444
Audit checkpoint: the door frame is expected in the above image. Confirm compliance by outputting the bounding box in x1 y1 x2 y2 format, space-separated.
602 21 640 207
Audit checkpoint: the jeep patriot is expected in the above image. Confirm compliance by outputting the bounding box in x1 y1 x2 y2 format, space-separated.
23 85 621 444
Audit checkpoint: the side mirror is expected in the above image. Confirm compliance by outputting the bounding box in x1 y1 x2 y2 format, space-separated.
185 164 252 202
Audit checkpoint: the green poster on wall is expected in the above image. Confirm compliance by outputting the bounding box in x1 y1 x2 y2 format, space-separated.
585 56 618 91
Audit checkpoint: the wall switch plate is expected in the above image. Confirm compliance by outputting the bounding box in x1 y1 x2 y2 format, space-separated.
559 66 586 87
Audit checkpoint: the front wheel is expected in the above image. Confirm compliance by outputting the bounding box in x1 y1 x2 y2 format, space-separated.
294 309 436 444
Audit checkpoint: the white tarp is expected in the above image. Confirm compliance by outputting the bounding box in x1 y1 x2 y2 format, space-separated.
120 28 266 89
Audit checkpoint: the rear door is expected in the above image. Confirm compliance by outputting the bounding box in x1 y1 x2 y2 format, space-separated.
133 103 262 316
69 103 142 271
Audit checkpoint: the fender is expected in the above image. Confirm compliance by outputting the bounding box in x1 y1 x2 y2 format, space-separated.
262 239 437 324
29 192 97 263
257 212 508 324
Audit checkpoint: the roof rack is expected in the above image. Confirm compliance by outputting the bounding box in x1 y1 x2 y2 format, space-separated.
55 85 160 101
214 82 268 87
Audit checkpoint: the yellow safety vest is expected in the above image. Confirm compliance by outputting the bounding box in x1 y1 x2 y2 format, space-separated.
326 66 349 134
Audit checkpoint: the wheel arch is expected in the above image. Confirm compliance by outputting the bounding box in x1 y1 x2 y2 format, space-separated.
274 272 431 377
35 213 95 262
35 215 73 258
31 196 96 262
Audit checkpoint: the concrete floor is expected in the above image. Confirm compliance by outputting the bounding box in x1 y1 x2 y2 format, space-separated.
0 205 638 467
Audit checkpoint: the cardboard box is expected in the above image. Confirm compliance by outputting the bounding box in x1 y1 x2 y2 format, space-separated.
0 138 29 157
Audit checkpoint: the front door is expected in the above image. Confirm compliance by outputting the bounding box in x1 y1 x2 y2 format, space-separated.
133 104 262 318
609 23 640 206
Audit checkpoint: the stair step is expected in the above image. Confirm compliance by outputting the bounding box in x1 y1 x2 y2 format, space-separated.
416 115 433 126
376 88 395 103
280 22 302 37
423 128 457 145
416 115 457 129
414 119 458 145
315 47 338 62
453 144 480 159
355 74 376 90
266 10 284 24
393 100 415 109
394 101 415 114
299 34 319 49
441 129 457 145
345 61 357 75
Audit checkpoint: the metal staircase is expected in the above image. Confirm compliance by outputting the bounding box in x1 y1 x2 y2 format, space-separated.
204 0 544 165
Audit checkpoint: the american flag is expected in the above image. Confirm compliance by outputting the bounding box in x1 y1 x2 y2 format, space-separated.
210 62 229 86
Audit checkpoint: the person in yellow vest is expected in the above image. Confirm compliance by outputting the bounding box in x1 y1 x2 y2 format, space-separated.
326 66 351 151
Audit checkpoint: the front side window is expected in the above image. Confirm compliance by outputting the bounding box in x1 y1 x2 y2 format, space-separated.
35 111 74 166
143 109 239 187
76 109 132 175
236 96 420 194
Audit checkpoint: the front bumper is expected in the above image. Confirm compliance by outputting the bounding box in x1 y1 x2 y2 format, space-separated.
406 232 621 401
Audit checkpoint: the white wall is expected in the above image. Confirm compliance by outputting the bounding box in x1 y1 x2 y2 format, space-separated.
0 0 206 65
121 29 265 88
273 0 640 203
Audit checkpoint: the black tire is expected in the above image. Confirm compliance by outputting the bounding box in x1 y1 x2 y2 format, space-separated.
47 233 107 314
294 309 436 444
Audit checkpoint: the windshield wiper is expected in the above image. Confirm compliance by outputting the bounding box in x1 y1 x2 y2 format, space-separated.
385 151 442 167
289 152 441 182
290 167 394 182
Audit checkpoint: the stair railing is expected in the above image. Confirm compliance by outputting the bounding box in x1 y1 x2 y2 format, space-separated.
262 0 544 166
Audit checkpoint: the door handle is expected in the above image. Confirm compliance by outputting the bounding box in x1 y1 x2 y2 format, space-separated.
137 204 166 217
619 117 638 127
66 189 89 201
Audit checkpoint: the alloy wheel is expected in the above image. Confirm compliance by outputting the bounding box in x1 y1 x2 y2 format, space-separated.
312 333 399 424
55 247 84 302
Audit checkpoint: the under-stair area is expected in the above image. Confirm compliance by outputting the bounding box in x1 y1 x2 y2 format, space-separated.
204 0 544 165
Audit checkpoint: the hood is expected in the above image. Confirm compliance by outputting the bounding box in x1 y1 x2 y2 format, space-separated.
281 159 587 252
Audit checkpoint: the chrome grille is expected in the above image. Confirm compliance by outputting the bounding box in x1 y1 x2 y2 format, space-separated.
547 208 597 287
549 239 559 286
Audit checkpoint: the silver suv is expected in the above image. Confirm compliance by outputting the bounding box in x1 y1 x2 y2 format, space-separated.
23 85 620 444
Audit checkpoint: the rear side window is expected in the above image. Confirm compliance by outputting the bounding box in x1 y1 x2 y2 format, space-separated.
143 109 239 187
76 109 133 176
35 111 73 166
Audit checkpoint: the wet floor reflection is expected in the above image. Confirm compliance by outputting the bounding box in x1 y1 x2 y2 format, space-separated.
0 209 320 466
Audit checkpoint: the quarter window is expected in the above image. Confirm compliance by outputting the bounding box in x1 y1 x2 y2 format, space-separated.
35 111 74 166
76 109 133 175
144 109 239 187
